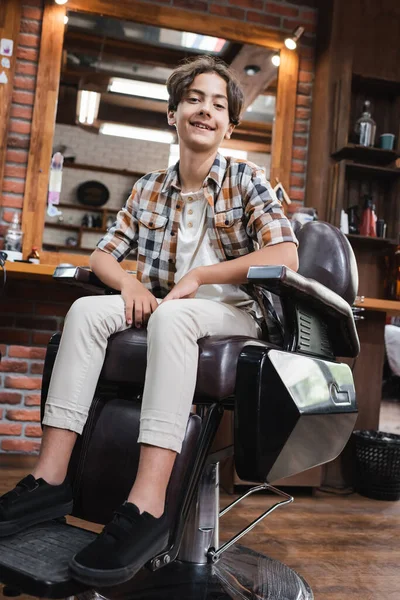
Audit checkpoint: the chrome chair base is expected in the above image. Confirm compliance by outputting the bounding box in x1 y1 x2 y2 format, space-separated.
88 545 313 600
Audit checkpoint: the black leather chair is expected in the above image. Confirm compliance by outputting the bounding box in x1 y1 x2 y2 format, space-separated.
0 221 359 600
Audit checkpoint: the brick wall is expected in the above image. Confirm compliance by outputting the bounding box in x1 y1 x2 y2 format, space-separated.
0 0 317 452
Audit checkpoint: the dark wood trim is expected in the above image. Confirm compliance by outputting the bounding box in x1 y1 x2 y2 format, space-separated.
22 0 299 260
0 0 22 198
21 0 66 256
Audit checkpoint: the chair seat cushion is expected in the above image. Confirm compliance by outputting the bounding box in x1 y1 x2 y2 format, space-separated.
101 329 270 401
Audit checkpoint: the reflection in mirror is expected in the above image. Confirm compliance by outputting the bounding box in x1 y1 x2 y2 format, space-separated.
43 11 278 255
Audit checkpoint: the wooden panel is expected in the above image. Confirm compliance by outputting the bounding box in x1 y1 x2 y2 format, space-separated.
0 0 21 194
21 0 66 257
270 47 299 192
67 0 284 49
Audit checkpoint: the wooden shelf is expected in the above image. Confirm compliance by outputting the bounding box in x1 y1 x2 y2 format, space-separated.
332 144 398 164
45 223 106 233
58 202 119 213
64 162 145 179
346 234 398 246
345 161 400 178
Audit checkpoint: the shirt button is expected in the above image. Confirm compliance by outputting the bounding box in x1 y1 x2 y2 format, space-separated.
188 197 193 202
171 231 175 237
188 222 193 228
176 204 181 210
168 258 174 263
188 209 193 215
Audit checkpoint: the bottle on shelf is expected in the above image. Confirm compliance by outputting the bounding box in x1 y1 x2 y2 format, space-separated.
27 247 40 264
4 213 23 258
354 100 376 147
359 195 376 237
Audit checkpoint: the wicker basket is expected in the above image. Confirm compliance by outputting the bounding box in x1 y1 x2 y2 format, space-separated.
352 430 400 501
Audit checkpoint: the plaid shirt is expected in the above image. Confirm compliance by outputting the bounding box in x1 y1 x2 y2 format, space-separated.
98 154 298 321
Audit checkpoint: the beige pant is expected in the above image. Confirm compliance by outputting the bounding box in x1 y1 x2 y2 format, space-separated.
43 295 260 453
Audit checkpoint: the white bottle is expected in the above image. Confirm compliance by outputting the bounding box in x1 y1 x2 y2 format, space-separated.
5 213 23 260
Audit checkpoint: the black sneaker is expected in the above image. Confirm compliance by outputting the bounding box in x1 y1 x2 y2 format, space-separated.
69 502 170 587
0 474 73 537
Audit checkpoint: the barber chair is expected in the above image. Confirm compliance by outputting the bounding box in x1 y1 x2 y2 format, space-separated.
0 221 359 599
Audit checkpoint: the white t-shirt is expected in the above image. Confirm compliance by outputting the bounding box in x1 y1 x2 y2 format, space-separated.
174 189 254 309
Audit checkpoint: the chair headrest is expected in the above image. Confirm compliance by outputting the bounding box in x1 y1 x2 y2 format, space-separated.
296 221 358 305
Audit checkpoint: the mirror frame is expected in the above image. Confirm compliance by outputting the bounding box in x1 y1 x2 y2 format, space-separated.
21 0 299 265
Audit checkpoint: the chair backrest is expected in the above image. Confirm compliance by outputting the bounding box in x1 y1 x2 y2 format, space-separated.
296 221 358 305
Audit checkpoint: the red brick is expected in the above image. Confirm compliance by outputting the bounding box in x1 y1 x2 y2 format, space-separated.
228 0 262 10
16 47 39 62
7 409 41 422
0 360 28 373
296 94 311 108
1 196 24 209
4 376 41 390
265 2 299 17
15 62 38 77
32 332 53 346
283 18 316 34
24 0 44 6
20 19 41 35
0 410 3 419
299 46 315 59
299 70 313 83
286 202 303 216
25 425 43 437
0 424 23 436
5 149 29 164
15 317 58 330
0 344 6 355
1 439 41 453
2 210 18 224
13 75 36 91
0 330 30 345
2 180 26 195
297 83 312 96
294 135 308 147
296 107 311 120
210 3 245 18
247 11 281 27
299 58 314 72
292 148 307 160
4 164 27 178
18 33 40 48
172 0 208 11
31 362 44 375
35 303 69 317
290 188 305 201
294 121 308 133
290 175 305 188
7 135 30 150
0 316 14 329
292 161 306 173
0 300 33 314
25 394 41 406
0 392 22 405
21 6 42 20
300 9 318 24
9 346 46 359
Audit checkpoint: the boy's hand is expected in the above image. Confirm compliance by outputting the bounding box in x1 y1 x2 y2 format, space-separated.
163 270 202 302
121 277 158 327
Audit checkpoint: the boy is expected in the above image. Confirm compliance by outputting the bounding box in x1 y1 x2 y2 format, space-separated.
0 56 298 586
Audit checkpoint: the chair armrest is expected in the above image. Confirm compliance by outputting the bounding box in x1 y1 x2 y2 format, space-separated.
52 266 119 294
247 265 360 358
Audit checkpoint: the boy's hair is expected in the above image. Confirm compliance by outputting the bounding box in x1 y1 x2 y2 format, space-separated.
166 55 244 126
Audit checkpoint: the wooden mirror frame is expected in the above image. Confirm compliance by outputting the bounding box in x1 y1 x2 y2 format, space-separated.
21 0 299 265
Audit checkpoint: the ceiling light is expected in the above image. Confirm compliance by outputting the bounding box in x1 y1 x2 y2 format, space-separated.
271 53 281 67
55 0 68 5
284 26 305 50
244 65 261 76
100 123 175 144
108 78 169 101
77 90 100 125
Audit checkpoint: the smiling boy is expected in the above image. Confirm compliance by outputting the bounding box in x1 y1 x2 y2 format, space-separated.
0 56 298 586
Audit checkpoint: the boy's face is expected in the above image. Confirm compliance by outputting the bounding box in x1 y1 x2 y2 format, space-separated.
168 72 234 153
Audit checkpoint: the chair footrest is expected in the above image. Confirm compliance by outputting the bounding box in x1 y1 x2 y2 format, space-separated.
0 519 96 598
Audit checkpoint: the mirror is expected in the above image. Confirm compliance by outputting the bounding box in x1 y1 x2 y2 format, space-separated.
42 10 279 256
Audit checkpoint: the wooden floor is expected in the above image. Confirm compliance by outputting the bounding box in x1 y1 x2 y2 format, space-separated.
0 453 399 600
